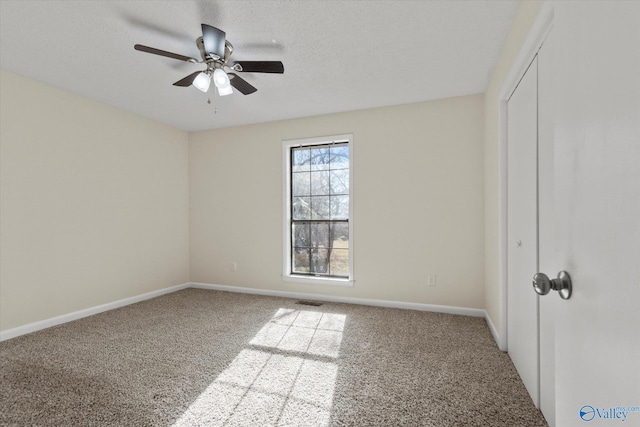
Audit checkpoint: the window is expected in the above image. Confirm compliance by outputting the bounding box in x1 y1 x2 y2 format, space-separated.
283 135 353 285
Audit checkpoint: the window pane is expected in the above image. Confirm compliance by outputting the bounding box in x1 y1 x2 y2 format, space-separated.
330 169 349 195
329 249 349 277
311 196 330 220
330 145 349 170
311 170 330 195
331 222 349 245
293 172 310 196
292 197 311 220
310 249 329 274
292 148 310 172
293 247 310 273
331 195 349 220
293 223 310 248
310 147 330 171
311 222 330 248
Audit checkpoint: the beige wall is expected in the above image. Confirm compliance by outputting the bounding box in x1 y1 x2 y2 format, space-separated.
2 45 497 331
484 1 544 331
190 94 485 309
0 70 190 330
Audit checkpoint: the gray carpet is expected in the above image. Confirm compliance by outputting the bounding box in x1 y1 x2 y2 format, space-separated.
0 289 547 426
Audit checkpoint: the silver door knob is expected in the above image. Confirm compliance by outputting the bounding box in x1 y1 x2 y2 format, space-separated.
532 271 572 300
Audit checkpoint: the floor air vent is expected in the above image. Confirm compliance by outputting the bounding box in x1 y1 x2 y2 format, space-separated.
296 300 323 307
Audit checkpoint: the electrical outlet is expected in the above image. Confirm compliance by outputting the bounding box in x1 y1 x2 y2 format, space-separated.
427 274 437 287
231 262 238 272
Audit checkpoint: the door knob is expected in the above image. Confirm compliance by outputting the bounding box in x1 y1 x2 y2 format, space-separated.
532 271 572 300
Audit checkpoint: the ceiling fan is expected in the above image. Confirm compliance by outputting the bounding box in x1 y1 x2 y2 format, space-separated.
134 24 284 96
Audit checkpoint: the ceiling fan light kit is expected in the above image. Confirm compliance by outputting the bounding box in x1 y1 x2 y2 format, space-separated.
134 23 284 97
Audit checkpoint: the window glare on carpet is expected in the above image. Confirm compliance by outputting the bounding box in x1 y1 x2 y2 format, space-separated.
172 308 345 426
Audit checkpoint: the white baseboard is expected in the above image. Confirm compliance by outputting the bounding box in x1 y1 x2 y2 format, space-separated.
484 311 503 350
1 281 490 342
0 283 190 342
189 282 486 317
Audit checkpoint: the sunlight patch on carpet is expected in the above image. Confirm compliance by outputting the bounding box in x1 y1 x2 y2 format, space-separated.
172 309 345 426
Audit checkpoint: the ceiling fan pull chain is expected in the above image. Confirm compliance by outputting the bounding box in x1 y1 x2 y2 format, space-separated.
207 91 218 114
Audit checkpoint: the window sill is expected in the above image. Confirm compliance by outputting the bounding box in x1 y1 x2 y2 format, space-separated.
282 274 354 287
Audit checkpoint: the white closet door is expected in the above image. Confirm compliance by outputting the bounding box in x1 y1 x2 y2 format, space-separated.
507 56 539 407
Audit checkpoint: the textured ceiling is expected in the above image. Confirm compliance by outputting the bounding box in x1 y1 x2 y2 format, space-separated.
0 1 519 131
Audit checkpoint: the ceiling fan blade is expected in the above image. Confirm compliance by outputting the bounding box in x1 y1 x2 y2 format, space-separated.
201 24 226 59
233 61 284 74
228 73 258 95
173 71 202 87
134 44 197 63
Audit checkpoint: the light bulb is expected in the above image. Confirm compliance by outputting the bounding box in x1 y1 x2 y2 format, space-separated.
213 68 233 96
213 69 230 87
193 72 211 92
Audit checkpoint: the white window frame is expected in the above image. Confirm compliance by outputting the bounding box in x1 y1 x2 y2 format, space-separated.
282 134 354 286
